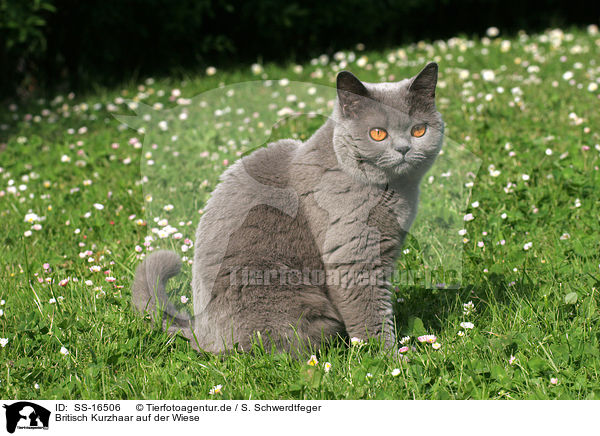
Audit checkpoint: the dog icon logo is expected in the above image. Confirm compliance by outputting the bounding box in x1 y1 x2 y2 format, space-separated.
3 402 50 433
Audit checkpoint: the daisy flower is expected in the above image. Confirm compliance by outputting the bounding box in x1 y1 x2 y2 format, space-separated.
350 337 365 346
209 384 222 395
307 355 319 366
417 335 437 344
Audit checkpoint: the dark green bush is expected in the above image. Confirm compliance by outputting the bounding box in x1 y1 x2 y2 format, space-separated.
0 0 56 95
0 0 54 51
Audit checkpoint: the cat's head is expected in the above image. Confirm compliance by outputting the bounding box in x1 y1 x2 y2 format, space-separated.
331 63 443 186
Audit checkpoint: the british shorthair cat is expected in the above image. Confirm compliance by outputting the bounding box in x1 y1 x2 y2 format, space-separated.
132 63 443 354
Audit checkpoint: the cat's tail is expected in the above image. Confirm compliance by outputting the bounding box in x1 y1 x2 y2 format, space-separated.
132 250 196 345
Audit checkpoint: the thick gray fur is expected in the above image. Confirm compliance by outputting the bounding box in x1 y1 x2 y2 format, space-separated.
132 63 444 354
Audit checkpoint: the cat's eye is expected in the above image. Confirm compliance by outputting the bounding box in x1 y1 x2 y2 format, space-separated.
411 124 427 138
369 128 388 141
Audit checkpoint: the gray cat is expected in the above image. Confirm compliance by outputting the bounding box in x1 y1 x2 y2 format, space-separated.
132 63 443 354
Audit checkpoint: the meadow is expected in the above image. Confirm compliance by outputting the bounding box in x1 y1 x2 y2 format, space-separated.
1 25 599 400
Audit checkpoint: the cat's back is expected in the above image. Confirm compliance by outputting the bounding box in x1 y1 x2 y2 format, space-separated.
200 139 300 216
229 138 299 188
193 139 301 269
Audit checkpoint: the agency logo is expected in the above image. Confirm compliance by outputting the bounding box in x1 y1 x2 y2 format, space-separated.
3 402 50 434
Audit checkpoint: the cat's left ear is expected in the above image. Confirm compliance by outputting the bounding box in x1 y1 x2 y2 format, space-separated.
409 62 438 101
337 71 370 118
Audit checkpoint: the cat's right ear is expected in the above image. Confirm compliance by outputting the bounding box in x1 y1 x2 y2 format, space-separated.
337 71 370 118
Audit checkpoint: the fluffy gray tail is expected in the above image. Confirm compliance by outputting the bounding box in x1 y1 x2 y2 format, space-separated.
132 250 195 345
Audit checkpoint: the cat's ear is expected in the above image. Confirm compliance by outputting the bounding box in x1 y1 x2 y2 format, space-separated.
409 62 438 103
337 71 370 117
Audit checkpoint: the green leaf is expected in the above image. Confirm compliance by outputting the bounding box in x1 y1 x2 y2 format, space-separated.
564 292 578 304
433 389 451 400
527 357 547 373
300 366 322 389
407 317 426 336
549 343 569 365
490 364 507 381
310 369 322 389
472 362 490 375
584 343 599 357
287 383 303 394
489 263 505 274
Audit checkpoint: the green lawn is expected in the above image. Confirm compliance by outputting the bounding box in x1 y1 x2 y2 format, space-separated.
1 25 599 399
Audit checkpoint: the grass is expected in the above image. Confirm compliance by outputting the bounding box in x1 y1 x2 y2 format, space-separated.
1 25 600 400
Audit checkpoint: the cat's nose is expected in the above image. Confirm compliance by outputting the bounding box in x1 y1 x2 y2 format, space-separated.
394 144 410 155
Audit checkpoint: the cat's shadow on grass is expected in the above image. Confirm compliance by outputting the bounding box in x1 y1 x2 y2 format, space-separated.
393 272 535 337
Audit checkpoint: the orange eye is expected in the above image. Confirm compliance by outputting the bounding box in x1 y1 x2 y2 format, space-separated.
369 128 388 141
411 124 427 138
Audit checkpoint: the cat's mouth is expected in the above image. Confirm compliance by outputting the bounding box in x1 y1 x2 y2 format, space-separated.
375 152 409 170
350 150 418 183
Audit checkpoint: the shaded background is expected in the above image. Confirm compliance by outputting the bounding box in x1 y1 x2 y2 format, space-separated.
0 0 596 98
